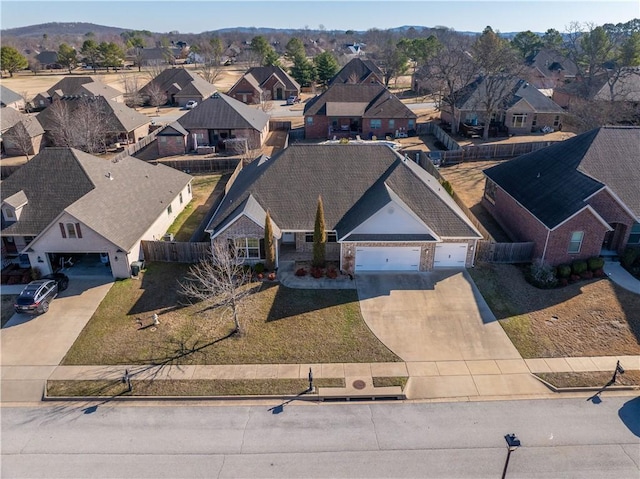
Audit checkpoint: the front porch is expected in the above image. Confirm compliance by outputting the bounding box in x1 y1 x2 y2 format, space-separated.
279 242 341 264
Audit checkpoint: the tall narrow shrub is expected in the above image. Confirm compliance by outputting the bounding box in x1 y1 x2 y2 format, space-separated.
312 196 326 267
264 210 275 271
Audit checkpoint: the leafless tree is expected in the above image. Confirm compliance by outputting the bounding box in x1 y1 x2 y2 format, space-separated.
121 74 143 108
46 99 76 148
179 241 256 335
20 90 34 112
199 62 222 84
46 97 108 154
146 82 167 110
253 90 273 113
147 63 167 80
3 120 34 159
566 98 637 132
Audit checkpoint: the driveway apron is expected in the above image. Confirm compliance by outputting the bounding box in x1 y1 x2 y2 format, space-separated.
356 270 521 362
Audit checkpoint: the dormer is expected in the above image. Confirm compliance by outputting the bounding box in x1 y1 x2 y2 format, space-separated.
2 190 28 223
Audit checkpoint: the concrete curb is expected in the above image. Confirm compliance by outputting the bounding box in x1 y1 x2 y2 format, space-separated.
532 374 639 393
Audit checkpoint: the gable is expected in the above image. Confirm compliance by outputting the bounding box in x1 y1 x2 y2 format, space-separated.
347 198 435 237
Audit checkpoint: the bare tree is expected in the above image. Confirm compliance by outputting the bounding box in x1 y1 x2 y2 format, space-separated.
46 99 76 148
121 74 143 108
253 90 273 113
199 62 222 84
147 63 167 80
20 90 35 112
46 97 109 154
3 120 34 159
179 241 255 335
146 82 167 110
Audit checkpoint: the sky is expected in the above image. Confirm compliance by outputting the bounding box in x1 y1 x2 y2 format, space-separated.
1 0 638 34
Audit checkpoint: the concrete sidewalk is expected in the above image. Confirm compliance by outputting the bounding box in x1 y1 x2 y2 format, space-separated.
604 261 640 294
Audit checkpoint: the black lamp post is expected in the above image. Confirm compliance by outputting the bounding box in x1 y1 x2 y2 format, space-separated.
501 433 520 479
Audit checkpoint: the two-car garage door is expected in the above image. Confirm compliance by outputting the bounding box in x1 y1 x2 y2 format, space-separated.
355 247 420 272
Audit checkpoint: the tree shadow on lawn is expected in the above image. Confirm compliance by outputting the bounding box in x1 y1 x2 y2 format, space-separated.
264 283 358 322
127 262 191 316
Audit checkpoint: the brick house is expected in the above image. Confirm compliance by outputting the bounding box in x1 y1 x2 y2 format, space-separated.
205 144 481 272
0 86 25 110
32 77 124 110
227 66 300 103
329 57 384 85
1 108 44 157
304 83 417 140
441 77 565 137
552 67 640 108
157 92 269 156
139 68 216 107
524 49 578 89
482 126 640 266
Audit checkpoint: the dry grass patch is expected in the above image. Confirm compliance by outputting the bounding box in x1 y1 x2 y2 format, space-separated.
536 371 640 389
62 262 400 366
372 377 408 390
469 262 640 358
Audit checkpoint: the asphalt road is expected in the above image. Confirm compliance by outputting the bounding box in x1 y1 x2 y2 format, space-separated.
2 396 638 478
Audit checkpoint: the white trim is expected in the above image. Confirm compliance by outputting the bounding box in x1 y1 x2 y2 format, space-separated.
550 204 612 232
584 186 640 222
209 212 261 240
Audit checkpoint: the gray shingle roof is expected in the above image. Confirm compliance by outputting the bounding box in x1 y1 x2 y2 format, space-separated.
304 83 416 119
240 66 300 92
0 85 24 107
1 147 192 251
1 107 24 132
484 126 640 229
140 68 215 98
45 77 120 100
207 144 480 240
526 49 578 77
178 92 269 131
330 58 383 84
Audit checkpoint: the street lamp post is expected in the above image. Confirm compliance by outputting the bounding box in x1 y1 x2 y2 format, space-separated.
501 433 520 479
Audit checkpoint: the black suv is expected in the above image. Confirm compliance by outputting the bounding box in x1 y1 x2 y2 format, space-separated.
14 279 60 314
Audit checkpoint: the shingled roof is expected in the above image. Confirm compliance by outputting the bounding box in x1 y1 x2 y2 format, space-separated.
484 126 640 229
45 76 121 101
237 66 300 92
139 68 215 98
0 85 24 107
178 92 269 131
330 58 383 85
1 148 192 251
207 144 480 240
304 83 416 119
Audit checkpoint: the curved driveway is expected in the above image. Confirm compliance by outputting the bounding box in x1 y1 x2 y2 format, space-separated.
356 270 521 362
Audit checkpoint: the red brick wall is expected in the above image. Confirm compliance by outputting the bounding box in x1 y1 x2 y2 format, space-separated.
363 118 413 138
227 78 258 104
586 189 635 251
305 116 331 139
157 135 186 157
543 211 608 265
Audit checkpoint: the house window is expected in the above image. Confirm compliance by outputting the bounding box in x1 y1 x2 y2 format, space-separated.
3 208 14 219
327 232 337 243
408 119 415 129
532 115 537 128
370 119 382 129
305 232 314 243
306 116 313 126
553 115 561 127
629 223 640 244
167 204 173 216
511 114 527 128
160 137 167 143
484 179 497 205
568 231 584 253
331 118 338 129
388 119 395 129
179 192 183 204
187 183 192 194
66 223 77 239
235 238 260 259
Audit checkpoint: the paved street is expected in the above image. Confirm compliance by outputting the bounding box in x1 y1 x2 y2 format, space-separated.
2 397 638 478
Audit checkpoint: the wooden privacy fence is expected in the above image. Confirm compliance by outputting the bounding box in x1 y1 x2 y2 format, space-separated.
440 141 558 165
269 120 292 131
111 129 160 162
155 158 240 173
476 241 534 263
141 241 211 263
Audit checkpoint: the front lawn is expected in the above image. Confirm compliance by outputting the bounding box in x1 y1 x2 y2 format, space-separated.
470 262 640 358
62 262 400 366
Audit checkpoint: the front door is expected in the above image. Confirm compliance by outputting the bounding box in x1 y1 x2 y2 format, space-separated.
276 88 283 100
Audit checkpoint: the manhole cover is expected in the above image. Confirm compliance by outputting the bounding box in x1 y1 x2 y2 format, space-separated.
352 380 366 390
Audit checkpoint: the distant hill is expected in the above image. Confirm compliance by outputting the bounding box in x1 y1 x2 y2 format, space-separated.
1 22 131 38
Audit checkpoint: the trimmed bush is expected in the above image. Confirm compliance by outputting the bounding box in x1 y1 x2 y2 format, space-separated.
593 268 605 277
571 260 588 275
294 267 307 277
621 247 640 269
254 262 265 274
326 268 338 279
526 260 558 289
580 270 594 280
569 274 581 283
587 257 604 271
310 267 324 278
556 264 572 278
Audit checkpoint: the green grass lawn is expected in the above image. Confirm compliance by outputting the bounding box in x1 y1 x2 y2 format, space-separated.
62 262 400 366
166 174 223 241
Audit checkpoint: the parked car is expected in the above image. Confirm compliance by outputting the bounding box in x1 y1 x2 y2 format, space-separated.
185 100 198 109
14 279 60 314
42 272 70 292
286 95 300 105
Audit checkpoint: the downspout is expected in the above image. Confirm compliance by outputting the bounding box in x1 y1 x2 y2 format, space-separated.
541 228 551 264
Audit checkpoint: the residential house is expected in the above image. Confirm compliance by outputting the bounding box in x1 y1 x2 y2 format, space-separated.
304 83 417 140
0 86 25 110
139 68 216 107
137 47 182 66
524 49 578 89
329 57 383 85
1 108 44 157
553 68 640 108
227 66 301 103
205 143 481 271
157 92 269 156
0 147 192 279
35 51 62 69
32 76 124 110
482 126 640 266
37 95 151 146
442 77 565 137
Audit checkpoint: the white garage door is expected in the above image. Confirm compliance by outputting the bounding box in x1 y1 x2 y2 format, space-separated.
355 247 421 272
434 243 468 267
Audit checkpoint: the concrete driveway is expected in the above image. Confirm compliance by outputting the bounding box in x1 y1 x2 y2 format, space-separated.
356 270 521 362
1 276 113 402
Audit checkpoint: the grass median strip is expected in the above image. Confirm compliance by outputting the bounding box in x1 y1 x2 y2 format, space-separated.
46 378 346 397
372 377 408 390
535 371 640 389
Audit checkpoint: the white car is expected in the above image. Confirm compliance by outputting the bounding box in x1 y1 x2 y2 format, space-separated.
185 100 198 109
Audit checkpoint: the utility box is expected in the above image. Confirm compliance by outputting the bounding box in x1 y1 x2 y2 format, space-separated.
131 260 144 277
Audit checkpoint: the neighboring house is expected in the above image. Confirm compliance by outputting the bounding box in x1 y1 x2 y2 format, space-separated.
0 86 25 110
329 57 383 85
304 83 417 140
553 68 640 108
205 143 481 271
227 66 301 103
524 49 578 89
35 51 62 69
32 76 124 109
137 47 181 66
482 126 640 266
0 147 192 279
0 107 43 157
37 95 151 146
442 77 565 137
139 68 216 107
157 92 269 156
